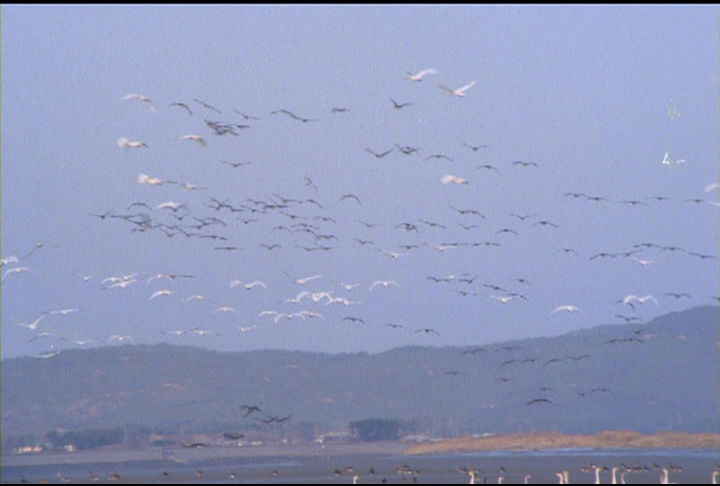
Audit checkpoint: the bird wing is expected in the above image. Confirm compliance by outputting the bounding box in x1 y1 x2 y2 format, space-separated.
456 81 477 93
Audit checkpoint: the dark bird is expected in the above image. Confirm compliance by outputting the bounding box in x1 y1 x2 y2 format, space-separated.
390 98 413 110
365 147 394 158
340 194 362 205
271 109 316 123
241 404 262 417
168 102 193 116
424 154 453 162
221 160 252 168
512 160 539 168
462 142 488 152
88 208 114 220
193 98 222 114
526 398 553 406
415 328 440 336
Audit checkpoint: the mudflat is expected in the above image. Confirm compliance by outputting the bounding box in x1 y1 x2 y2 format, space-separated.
403 431 720 455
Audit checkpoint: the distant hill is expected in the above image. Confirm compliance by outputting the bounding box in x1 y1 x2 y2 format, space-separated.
3 306 718 443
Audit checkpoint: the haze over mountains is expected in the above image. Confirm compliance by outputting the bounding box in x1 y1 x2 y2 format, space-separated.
3 306 718 442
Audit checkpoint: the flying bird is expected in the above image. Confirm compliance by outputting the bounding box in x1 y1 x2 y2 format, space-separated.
390 98 413 110
177 134 208 147
168 102 193 116
462 143 488 152
117 137 149 149
415 328 440 335
193 98 222 114
365 147 394 158
122 93 156 112
551 305 581 314
402 68 437 81
149 290 175 300
526 398 553 406
369 280 400 291
438 81 476 97
2 266 30 280
441 174 469 185
340 194 362 205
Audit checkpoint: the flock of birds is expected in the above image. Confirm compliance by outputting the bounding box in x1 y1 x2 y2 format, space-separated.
11 459 720 484
3 64 718 460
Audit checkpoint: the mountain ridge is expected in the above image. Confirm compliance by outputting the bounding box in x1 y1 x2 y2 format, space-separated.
3 306 718 442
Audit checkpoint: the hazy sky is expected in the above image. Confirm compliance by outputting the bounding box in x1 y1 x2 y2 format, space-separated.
2 5 718 360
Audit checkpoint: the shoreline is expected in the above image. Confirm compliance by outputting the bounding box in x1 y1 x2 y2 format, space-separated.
403 431 720 455
4 432 718 467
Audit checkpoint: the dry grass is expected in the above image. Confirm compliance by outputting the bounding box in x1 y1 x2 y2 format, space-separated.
403 431 720 455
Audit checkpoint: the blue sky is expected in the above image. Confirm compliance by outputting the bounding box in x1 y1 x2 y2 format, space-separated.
2 5 718 359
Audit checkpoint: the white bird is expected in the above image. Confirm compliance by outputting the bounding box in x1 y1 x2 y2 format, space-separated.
182 295 215 305
236 325 258 333
189 328 222 337
107 279 138 289
662 151 686 166
177 134 208 147
230 279 267 290
551 305 581 314
15 314 47 330
334 281 363 291
149 290 175 300
441 174 470 185
631 257 662 266
64 337 97 346
2 266 30 280
155 201 186 211
403 68 437 81
108 335 135 344
287 273 323 285
137 173 163 185
122 93 156 111
212 306 239 314
46 308 80 316
438 80 476 97
491 295 522 304
621 294 658 306
117 137 149 149
1 255 20 266
369 280 400 291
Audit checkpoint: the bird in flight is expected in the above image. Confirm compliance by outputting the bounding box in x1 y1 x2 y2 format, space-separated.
149 290 175 300
340 194 362 205
390 98 413 110
193 98 222 114
168 102 193 116
177 135 208 147
462 142 488 152
117 137 148 149
369 280 400 291
2 266 30 281
441 174 469 185
365 147 394 159
551 305 581 314
270 109 316 123
402 68 437 82
122 94 156 112
512 160 539 169
438 81 476 97
526 398 553 406
415 328 440 336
